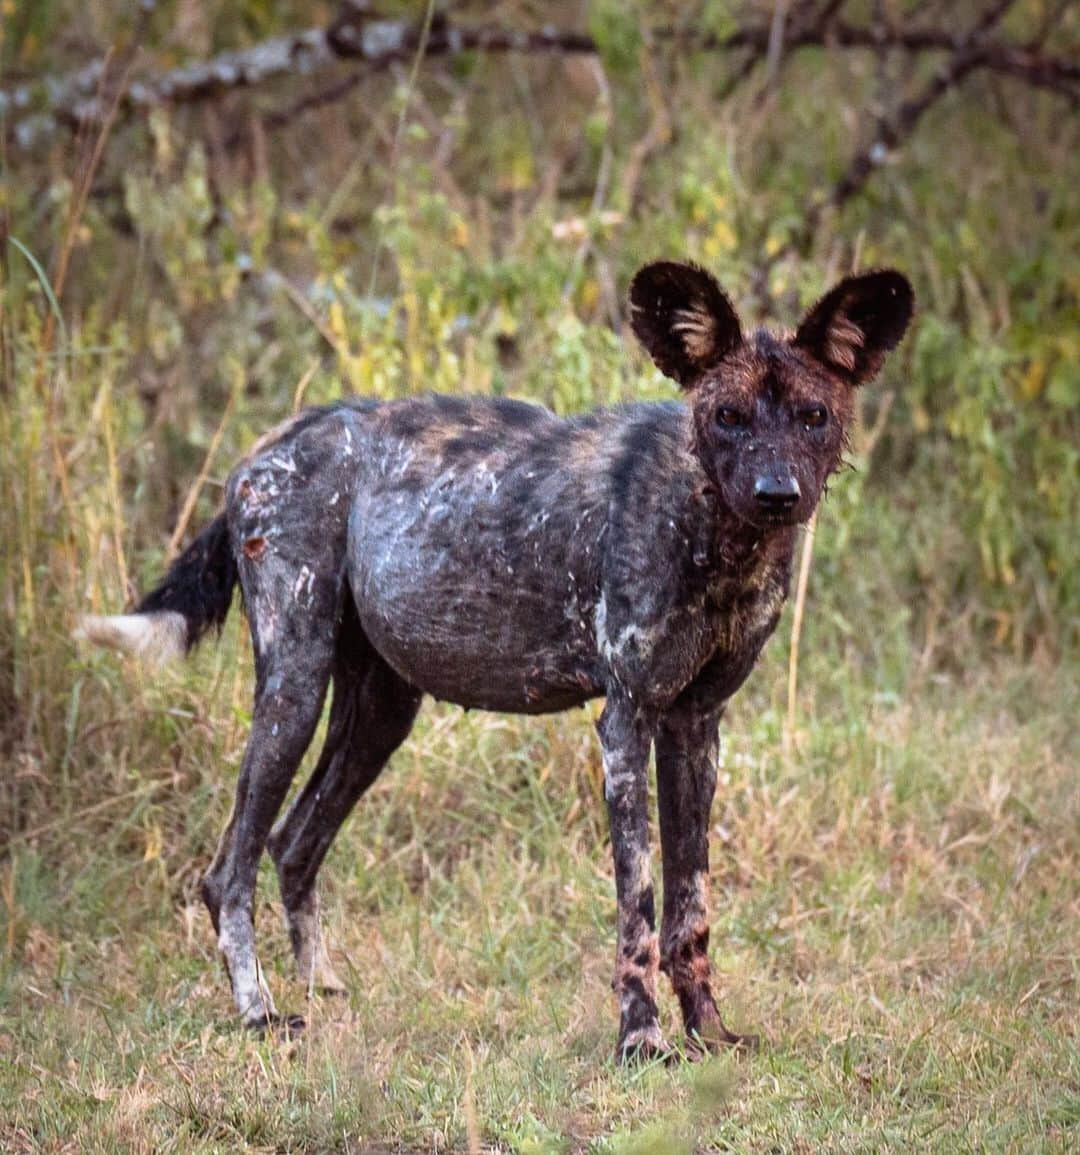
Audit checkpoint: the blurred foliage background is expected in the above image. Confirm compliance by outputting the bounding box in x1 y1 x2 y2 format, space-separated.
1 0 1076 856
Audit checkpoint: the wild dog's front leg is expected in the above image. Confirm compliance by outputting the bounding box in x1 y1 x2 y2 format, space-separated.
596 689 668 1063
655 703 753 1052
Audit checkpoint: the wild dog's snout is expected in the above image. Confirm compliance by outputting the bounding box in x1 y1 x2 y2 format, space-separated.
752 473 801 511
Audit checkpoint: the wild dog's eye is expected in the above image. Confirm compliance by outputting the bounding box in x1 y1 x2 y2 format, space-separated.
716 406 747 429
801 406 828 430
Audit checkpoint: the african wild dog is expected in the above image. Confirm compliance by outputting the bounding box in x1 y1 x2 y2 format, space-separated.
78 261 913 1061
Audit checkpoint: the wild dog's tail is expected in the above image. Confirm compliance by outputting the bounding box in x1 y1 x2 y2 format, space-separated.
75 513 238 665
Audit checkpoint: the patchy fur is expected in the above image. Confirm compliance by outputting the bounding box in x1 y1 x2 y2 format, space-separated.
78 260 913 1060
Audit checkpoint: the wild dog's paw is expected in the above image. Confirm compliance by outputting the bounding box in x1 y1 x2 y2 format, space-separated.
303 950 348 997
616 1022 674 1067
685 1018 760 1059
245 1011 307 1040
310 972 348 997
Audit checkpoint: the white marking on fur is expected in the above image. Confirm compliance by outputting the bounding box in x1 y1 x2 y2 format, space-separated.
243 411 306 462
219 912 278 1024
603 749 639 803
824 316 865 372
74 611 187 665
672 302 718 360
292 565 315 607
596 594 652 668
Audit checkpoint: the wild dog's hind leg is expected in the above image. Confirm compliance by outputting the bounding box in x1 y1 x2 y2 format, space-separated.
200 593 336 1031
201 431 353 1032
267 604 422 994
655 701 753 1052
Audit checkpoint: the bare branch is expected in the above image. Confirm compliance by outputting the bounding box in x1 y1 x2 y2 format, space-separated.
829 0 1023 212
749 0 1059 315
5 5 1074 149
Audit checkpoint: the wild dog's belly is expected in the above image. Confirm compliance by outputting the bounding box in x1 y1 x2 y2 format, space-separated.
346 456 607 714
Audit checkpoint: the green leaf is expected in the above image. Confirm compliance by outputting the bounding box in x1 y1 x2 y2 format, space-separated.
588 0 642 77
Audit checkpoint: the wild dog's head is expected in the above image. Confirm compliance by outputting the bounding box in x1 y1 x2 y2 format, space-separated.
629 261 914 529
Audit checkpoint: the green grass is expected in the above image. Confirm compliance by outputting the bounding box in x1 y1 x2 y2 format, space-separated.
1 619 1075 1153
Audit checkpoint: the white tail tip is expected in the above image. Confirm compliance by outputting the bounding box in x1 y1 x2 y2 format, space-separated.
74 611 188 666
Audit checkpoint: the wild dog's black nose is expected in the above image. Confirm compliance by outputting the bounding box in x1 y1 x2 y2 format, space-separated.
753 474 801 510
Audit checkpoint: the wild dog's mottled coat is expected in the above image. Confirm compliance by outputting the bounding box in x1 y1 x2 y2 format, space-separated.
78 261 913 1061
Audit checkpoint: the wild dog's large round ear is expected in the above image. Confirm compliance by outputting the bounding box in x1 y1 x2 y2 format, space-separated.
629 261 743 388
793 269 914 386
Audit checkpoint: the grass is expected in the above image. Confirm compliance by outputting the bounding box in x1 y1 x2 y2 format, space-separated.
1 13 1075 1146
1 610 1075 1153
0 246 1074 1155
